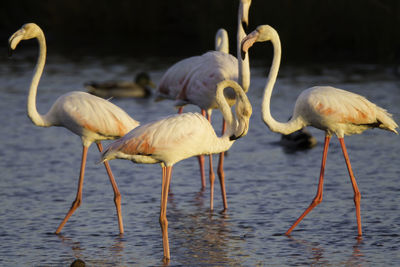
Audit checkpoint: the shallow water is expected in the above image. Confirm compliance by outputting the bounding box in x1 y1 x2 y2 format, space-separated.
1 52 399 266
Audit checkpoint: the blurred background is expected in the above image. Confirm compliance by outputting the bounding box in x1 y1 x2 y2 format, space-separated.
1 0 400 64
1 1 400 266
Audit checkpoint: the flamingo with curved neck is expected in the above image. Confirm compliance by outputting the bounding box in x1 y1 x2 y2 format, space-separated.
9 23 141 235
156 0 252 212
242 24 398 236
101 79 252 261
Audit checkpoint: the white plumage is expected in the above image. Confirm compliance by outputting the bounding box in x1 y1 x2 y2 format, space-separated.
242 24 398 237
155 0 252 211
9 23 139 235
101 79 252 261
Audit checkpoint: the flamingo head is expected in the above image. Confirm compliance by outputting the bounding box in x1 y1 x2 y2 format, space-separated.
239 0 252 29
9 23 43 53
231 89 252 140
241 25 278 59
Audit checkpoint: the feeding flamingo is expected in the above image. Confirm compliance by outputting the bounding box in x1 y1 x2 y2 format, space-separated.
241 25 398 236
156 0 252 211
100 79 252 261
155 28 229 191
8 23 140 235
156 28 230 193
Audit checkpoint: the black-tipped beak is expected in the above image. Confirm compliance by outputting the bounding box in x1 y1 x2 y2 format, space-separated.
8 45 13 58
241 21 248 32
241 47 246 61
229 135 239 141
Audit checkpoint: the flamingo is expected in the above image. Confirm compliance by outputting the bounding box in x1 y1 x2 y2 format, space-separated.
241 25 398 236
8 23 140 235
156 0 252 212
100 79 252 261
155 28 229 192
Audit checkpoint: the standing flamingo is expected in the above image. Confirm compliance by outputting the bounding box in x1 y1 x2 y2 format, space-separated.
241 25 398 236
8 23 140 235
100 79 252 261
156 0 252 212
156 28 230 192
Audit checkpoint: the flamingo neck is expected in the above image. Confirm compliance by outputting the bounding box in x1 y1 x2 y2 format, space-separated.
261 33 304 134
216 83 234 138
237 1 250 92
27 31 50 127
215 29 229 54
216 80 250 140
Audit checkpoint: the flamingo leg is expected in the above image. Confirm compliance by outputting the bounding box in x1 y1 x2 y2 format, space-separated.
218 119 228 212
55 145 88 234
206 112 216 211
197 154 206 190
339 138 362 236
160 166 172 261
96 142 124 235
286 135 331 235
198 109 207 190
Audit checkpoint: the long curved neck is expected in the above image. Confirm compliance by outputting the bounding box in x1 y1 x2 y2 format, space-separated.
237 0 250 92
261 32 304 135
215 29 229 54
27 30 50 127
216 80 249 138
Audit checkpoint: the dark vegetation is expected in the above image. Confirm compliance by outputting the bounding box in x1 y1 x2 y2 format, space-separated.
1 0 400 64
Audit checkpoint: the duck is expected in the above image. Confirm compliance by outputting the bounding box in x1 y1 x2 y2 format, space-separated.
280 117 317 150
85 72 156 98
280 127 317 150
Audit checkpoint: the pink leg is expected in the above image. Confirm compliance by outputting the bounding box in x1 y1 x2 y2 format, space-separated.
218 119 228 212
286 135 331 235
197 109 207 190
56 145 88 234
339 138 362 236
197 155 206 190
160 166 172 261
206 112 215 210
96 142 124 235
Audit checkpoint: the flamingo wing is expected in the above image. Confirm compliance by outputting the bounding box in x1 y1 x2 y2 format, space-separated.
50 91 139 139
103 112 217 164
180 51 238 110
157 56 202 100
298 86 397 135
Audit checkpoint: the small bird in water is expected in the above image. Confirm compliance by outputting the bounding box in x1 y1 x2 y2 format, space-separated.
85 72 156 98
70 259 85 267
280 127 317 150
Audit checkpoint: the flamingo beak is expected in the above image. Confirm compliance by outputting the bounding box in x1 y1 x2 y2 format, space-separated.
229 135 239 141
241 30 259 60
240 0 251 29
9 29 25 50
8 44 13 57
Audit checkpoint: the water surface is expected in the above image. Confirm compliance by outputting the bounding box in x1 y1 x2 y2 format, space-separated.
0 53 399 266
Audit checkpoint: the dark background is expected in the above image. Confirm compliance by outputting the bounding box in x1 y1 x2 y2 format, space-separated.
1 0 400 64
